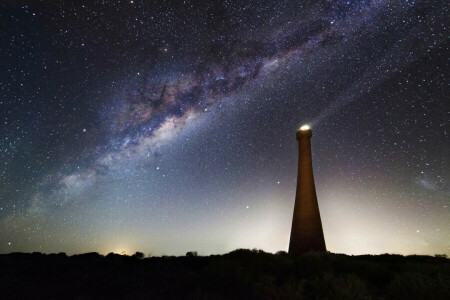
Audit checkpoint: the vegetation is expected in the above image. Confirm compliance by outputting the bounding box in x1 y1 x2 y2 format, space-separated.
132 251 145 259
0 250 449 299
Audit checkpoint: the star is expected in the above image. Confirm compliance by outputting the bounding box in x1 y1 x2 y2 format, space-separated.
0 0 447 257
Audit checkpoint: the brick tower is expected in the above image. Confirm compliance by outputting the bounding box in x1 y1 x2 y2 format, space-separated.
288 125 326 254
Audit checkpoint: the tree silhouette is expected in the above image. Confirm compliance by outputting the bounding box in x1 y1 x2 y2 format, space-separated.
133 251 145 259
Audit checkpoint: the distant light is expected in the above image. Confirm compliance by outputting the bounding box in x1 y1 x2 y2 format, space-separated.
300 125 310 131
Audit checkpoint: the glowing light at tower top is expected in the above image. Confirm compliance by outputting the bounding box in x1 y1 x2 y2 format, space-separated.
300 125 310 131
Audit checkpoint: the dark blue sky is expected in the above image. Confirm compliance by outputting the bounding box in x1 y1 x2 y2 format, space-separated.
0 0 448 256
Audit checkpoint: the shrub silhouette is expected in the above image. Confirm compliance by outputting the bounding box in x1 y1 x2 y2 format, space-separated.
0 250 448 299
133 252 145 259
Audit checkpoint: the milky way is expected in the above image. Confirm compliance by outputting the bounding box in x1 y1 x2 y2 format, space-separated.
1 0 448 255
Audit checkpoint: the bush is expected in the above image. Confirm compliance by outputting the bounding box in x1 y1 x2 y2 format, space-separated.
1 250 449 299
133 252 145 259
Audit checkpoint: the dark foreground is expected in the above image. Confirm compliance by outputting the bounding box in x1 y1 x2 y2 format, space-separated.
1 250 449 299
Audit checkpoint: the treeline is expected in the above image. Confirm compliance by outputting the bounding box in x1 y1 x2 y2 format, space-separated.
0 249 449 299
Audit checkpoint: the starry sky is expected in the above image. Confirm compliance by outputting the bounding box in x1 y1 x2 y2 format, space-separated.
0 0 448 256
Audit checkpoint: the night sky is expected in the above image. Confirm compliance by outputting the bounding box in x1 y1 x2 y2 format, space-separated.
0 0 448 256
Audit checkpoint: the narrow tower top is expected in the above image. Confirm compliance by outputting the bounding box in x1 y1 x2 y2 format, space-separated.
297 124 312 139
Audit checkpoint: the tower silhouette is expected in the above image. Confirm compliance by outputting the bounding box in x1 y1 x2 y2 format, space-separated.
289 125 326 254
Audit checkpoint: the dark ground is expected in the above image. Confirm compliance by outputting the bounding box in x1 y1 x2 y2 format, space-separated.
0 250 449 299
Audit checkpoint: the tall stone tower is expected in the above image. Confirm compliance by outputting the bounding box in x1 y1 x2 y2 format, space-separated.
289 125 326 254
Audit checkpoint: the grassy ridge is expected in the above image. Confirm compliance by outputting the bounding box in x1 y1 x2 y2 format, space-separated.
1 250 449 299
